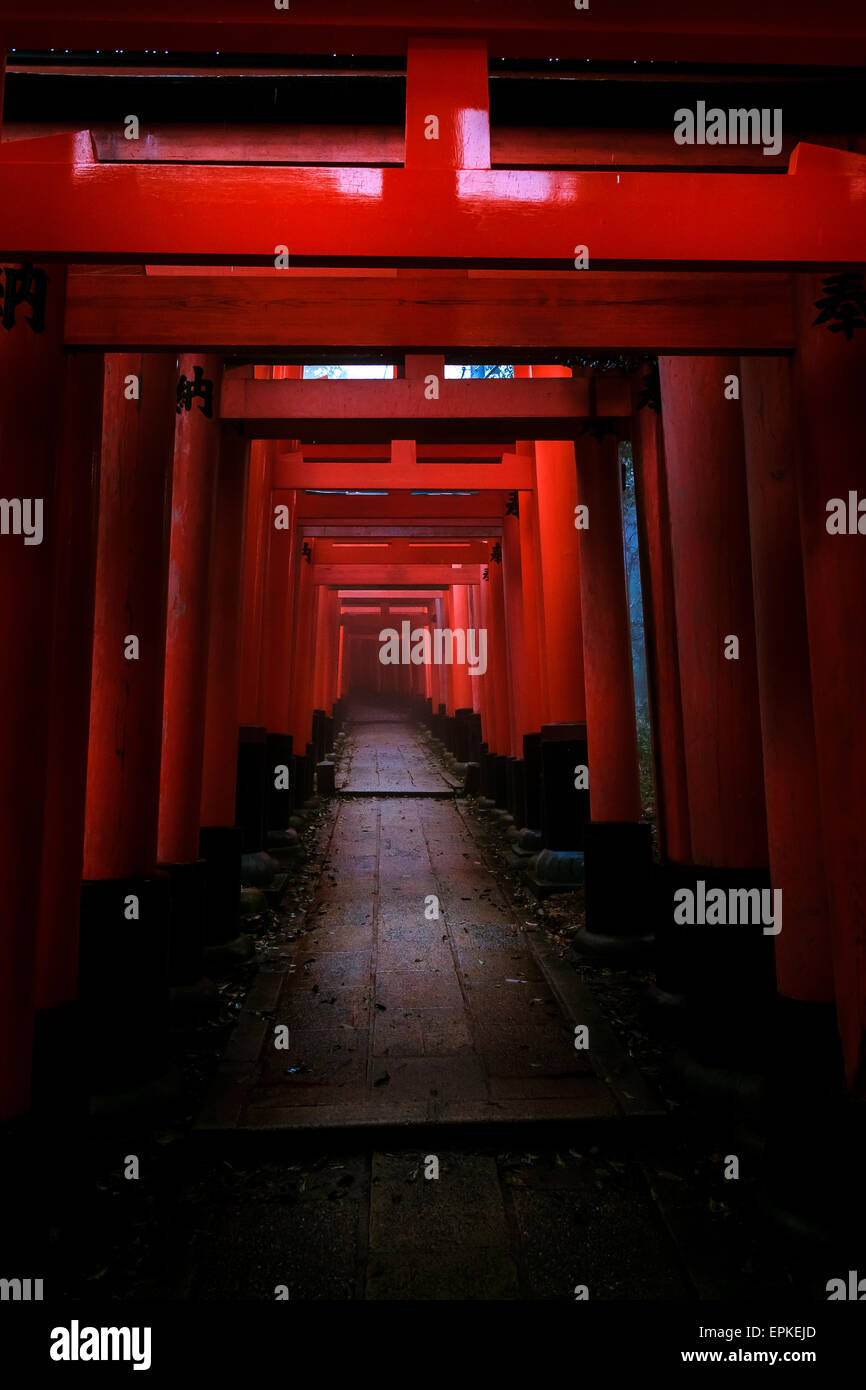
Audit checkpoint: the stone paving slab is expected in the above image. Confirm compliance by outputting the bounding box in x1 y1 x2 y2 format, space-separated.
199 718 645 1133
337 715 459 794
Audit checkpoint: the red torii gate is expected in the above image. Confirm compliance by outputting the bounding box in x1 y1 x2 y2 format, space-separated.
1 18 865 1123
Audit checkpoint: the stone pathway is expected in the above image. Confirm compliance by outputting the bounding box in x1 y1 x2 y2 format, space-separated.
30 711 827 1303
337 713 458 795
200 714 632 1131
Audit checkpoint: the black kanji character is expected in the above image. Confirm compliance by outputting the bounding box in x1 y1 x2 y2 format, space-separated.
0 263 49 333
812 272 866 341
176 364 214 417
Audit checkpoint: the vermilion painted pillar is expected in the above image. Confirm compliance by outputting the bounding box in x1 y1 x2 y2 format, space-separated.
422 624 432 703
327 590 341 712
289 547 316 753
260 484 297 838
515 479 548 732
200 429 250 831
157 355 222 866
450 583 474 714
432 596 448 719
630 386 691 866
260 365 302 737
80 352 178 1089
466 586 482 716
658 356 770 1065
575 433 642 825
739 356 833 1006
793 277 866 1092
313 587 331 711
36 354 105 1017
234 431 273 848
261 488 297 738
475 578 491 734
0 263 78 1118
738 351 839 1225
442 589 457 718
658 357 768 870
527 367 586 723
477 567 508 806
574 431 650 939
337 623 345 700
513 373 549 734
156 355 223 980
325 590 341 711
83 354 178 881
238 432 273 728
486 554 511 757
501 508 528 753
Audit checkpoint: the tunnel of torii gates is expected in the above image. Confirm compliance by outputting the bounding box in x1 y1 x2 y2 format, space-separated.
1 9 866 1124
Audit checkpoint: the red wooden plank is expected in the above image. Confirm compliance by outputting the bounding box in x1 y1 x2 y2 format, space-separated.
293 492 507 520
789 141 866 175
300 444 506 460
220 373 622 441
1 135 863 267
63 270 797 353
7 123 851 171
315 539 490 563
314 564 480 584
273 452 533 489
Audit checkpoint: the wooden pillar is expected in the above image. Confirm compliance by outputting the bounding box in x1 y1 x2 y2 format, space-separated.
261 489 297 737
433 596 448 716
501 508 528 752
238 420 273 727
631 386 692 865
515 477 548 731
314 588 337 715
0 263 74 1117
450 582 474 713
328 591 342 711
463 590 480 716
486 552 511 757
200 430 250 830
83 354 178 882
337 623 346 700
575 433 641 824
657 355 771 1064
526 367 585 723
574 431 650 938
658 357 768 869
442 589 457 718
290 548 316 750
739 355 833 1006
35 354 105 1016
793 276 866 1091
157 355 222 867
156 354 223 978
79 353 177 1088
